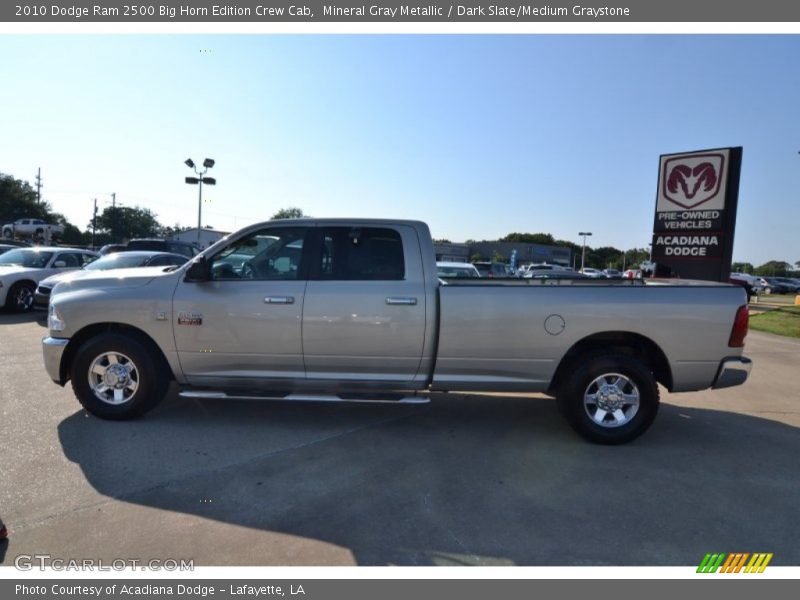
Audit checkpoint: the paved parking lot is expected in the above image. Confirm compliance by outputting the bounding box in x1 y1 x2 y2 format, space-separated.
1 310 799 566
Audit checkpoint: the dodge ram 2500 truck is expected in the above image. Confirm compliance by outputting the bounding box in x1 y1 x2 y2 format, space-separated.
42 219 752 444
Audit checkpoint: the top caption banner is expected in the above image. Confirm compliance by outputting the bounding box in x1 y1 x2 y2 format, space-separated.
5 1 800 22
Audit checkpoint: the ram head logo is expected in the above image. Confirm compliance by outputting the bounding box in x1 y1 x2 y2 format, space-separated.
661 153 725 209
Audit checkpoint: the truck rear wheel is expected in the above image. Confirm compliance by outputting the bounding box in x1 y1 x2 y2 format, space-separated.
70 332 168 420
557 352 659 444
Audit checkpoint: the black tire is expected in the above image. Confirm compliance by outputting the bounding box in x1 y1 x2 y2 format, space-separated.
1 228 12 239
556 352 659 445
5 281 35 312
69 332 169 420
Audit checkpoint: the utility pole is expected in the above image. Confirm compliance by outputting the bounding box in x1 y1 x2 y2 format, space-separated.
578 231 593 272
35 168 43 205
111 193 116 243
91 198 98 248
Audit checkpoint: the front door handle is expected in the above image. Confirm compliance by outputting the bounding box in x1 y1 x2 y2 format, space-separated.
386 297 417 306
264 296 295 304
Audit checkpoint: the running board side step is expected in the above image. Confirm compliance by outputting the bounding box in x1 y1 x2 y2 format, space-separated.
179 391 430 404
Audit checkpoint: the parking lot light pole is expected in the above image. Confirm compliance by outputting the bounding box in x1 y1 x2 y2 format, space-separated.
184 158 217 245
579 231 592 272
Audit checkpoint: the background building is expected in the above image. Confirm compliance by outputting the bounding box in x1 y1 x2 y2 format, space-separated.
171 227 230 250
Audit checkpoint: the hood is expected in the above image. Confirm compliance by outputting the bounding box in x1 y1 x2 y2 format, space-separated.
51 266 177 295
38 270 85 288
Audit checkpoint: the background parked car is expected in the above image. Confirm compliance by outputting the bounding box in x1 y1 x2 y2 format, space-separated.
0 247 98 312
524 263 573 278
579 267 606 278
603 268 623 279
759 277 791 294
772 277 800 293
98 243 128 255
1 218 64 241
472 261 508 278
34 251 188 309
126 238 199 258
436 261 481 279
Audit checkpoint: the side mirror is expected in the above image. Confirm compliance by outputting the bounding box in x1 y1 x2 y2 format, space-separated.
184 256 211 282
53 260 67 268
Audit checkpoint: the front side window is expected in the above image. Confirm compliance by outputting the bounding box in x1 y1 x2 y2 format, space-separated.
210 227 308 281
316 227 405 281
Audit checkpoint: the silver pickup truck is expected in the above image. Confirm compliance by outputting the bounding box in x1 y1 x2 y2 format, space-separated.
42 219 752 444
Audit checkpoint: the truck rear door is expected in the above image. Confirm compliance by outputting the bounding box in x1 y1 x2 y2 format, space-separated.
302 225 427 385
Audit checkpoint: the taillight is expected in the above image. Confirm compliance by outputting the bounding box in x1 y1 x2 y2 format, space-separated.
728 305 749 348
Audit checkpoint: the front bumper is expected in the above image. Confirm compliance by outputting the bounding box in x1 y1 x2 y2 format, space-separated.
712 356 752 389
33 289 51 310
42 336 70 385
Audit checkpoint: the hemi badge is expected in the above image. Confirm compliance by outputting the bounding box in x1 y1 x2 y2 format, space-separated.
177 312 203 326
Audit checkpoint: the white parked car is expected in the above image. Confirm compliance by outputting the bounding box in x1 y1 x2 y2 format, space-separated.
580 267 606 278
436 261 481 279
523 263 573 278
730 272 764 293
0 247 97 312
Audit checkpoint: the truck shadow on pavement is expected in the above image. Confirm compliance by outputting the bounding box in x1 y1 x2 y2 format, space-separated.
56 392 800 566
0 310 47 326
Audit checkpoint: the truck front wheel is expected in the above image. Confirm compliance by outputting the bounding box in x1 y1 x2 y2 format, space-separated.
557 352 659 444
70 333 169 420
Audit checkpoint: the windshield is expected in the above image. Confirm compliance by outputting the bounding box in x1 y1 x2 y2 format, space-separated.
0 249 53 268
85 254 152 270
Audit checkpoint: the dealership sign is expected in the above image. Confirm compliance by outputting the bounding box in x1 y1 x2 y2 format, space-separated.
652 147 742 281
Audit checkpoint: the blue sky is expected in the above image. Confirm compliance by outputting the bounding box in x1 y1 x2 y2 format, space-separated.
1 34 798 264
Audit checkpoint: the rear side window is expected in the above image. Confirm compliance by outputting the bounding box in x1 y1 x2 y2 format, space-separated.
316 227 405 281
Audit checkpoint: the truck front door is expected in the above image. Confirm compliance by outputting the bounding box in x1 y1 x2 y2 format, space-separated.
172 225 311 389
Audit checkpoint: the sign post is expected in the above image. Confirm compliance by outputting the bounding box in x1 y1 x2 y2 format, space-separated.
651 146 742 281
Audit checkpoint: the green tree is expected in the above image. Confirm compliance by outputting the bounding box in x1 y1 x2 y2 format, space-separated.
271 207 307 220
470 253 483 263
93 206 161 242
754 260 791 277
491 250 504 263
731 262 755 274
501 232 556 245
0 172 51 223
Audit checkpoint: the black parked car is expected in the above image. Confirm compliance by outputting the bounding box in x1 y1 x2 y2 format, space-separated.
126 238 199 258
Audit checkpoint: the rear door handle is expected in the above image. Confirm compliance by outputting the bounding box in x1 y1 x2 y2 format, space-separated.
386 297 417 306
264 296 295 304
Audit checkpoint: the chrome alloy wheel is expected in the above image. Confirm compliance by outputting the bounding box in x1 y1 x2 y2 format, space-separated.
583 373 640 428
13 286 33 311
87 351 140 405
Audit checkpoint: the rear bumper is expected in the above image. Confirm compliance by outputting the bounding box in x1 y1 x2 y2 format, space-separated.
42 336 69 385
712 356 752 389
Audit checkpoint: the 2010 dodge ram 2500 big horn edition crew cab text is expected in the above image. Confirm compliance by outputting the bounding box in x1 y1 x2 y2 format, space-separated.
42 219 752 444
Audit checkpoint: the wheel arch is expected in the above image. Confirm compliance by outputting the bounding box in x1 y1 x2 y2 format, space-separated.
549 331 673 393
60 323 175 384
